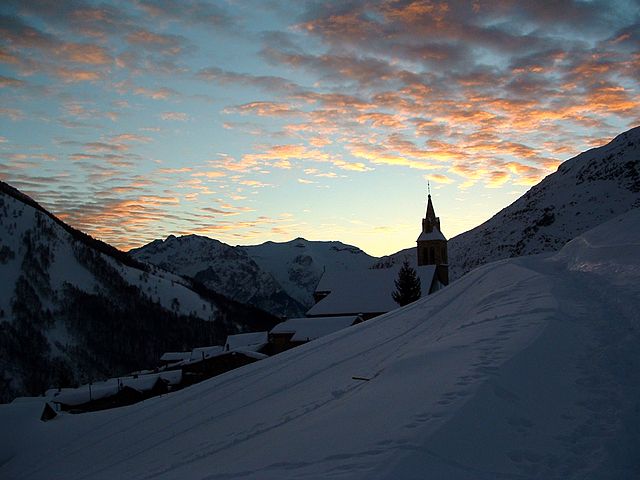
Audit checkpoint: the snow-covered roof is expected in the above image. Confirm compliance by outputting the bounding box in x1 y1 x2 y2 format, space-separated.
417 228 447 242
225 331 268 351
47 371 182 406
308 265 437 316
270 315 360 342
231 349 269 360
190 346 224 361
160 352 191 363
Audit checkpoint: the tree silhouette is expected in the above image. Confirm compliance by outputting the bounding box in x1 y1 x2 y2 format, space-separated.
392 259 421 306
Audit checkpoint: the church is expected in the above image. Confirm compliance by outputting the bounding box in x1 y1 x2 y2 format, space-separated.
307 193 449 320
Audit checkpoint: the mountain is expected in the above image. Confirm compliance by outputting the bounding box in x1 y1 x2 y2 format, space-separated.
131 236 376 315
376 126 640 280
3 209 638 479
130 235 306 318
243 237 376 306
0 182 278 403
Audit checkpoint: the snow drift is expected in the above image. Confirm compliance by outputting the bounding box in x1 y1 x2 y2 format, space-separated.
1 210 639 479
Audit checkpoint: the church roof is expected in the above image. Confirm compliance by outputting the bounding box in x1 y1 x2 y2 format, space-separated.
425 194 437 221
417 227 447 242
308 265 437 316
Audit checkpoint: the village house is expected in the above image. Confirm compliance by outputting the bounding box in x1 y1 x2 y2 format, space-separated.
268 315 363 354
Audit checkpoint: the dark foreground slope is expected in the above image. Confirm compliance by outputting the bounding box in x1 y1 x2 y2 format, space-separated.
2 210 638 479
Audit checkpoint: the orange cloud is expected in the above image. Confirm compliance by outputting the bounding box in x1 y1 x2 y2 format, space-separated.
55 67 104 82
225 102 303 117
55 43 112 65
425 173 453 184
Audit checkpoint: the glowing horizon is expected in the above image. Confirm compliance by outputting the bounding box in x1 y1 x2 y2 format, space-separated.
1 1 639 257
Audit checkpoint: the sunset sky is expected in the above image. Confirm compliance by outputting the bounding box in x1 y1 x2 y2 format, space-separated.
1 1 639 256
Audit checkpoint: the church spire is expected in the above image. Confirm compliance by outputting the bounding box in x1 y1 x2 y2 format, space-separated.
416 191 449 285
425 193 436 223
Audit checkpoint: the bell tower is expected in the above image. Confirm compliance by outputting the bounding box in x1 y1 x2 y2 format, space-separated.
417 185 448 285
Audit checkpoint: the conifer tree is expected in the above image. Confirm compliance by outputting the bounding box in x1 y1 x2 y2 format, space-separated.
392 259 422 306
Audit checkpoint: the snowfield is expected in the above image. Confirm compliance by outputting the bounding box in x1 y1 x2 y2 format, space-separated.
1 210 639 479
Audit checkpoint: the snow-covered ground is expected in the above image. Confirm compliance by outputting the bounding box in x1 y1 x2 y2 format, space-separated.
1 210 638 479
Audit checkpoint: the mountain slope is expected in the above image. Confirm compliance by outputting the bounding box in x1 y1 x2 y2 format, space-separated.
448 126 640 279
130 235 306 318
375 126 640 279
0 182 278 402
3 210 638 479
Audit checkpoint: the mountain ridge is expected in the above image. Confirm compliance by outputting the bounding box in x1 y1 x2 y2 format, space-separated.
374 126 640 279
0 182 279 403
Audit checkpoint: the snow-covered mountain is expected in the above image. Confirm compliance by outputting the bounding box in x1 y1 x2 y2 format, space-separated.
448 126 640 279
0 182 278 403
244 237 376 305
3 209 638 479
130 235 306 318
376 126 640 280
131 236 376 315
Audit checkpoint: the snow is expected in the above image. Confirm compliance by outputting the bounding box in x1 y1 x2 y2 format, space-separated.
224 331 268 351
160 352 191 363
244 237 376 306
1 211 639 479
270 315 361 341
45 371 183 406
446 126 640 280
417 227 446 241
376 127 640 280
308 264 436 316
189 346 224 362
130 234 306 317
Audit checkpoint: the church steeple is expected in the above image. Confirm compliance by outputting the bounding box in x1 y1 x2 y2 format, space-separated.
416 191 448 285
422 194 441 233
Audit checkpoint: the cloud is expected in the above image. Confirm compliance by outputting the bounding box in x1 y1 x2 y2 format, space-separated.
133 86 178 99
109 133 152 143
224 101 303 117
160 111 189 121
425 173 453 184
0 107 24 120
197 66 299 93
125 30 187 55
136 0 234 28
0 75 26 88
55 42 112 65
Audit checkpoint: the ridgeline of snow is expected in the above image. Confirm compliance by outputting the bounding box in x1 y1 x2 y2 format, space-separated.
2 210 638 479
130 235 306 318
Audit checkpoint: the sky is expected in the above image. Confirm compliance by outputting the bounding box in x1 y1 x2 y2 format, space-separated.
0 1 639 257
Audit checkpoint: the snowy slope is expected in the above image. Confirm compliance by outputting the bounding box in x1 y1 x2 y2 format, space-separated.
2 210 638 479
376 127 640 280
244 237 376 306
447 126 640 279
0 182 277 402
130 235 306 317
